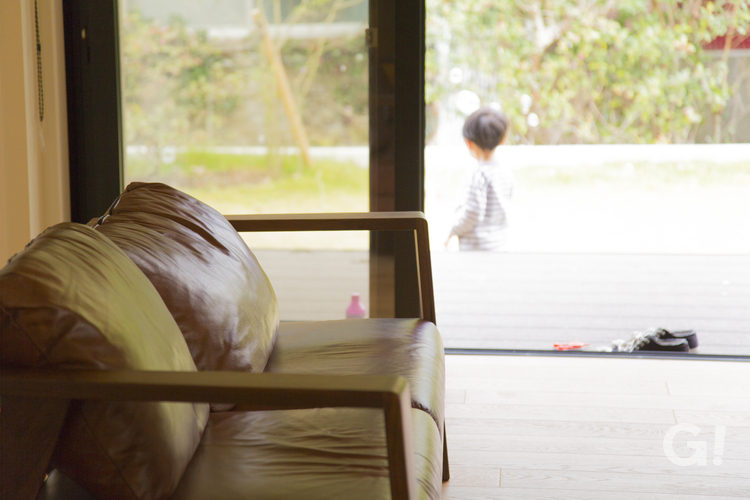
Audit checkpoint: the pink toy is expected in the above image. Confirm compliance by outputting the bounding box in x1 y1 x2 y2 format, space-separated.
346 293 366 319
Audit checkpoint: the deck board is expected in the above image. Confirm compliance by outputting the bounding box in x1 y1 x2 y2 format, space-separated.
253 250 750 355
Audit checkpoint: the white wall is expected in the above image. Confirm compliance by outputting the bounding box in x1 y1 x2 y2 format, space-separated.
0 0 69 263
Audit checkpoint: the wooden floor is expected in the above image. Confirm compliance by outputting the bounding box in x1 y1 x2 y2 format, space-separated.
441 354 750 499
254 250 750 356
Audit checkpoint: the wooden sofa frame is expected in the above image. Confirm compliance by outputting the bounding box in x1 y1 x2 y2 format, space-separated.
0 212 449 500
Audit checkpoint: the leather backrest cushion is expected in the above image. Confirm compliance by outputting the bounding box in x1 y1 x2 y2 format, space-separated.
0 223 209 500
94 182 279 381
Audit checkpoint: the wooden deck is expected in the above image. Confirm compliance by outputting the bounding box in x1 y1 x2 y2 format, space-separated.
253 250 750 356
441 354 750 499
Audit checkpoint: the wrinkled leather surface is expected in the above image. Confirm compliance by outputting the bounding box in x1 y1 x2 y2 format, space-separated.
39 409 442 500
0 223 209 500
172 408 442 500
95 182 279 386
254 319 445 435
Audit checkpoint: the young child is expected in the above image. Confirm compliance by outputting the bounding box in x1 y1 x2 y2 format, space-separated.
446 107 515 251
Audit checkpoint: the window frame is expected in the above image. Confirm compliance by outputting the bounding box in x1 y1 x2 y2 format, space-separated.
62 0 426 320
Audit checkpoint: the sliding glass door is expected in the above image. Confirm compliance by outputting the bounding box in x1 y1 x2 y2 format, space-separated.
424 1 750 356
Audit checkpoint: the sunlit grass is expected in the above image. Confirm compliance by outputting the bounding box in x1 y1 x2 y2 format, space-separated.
125 150 368 213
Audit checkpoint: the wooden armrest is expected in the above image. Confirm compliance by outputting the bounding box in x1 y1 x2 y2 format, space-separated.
225 212 436 324
225 211 428 233
0 369 416 500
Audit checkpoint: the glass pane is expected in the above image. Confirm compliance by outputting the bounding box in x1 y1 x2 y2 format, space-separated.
242 231 369 320
120 0 370 320
425 1 750 355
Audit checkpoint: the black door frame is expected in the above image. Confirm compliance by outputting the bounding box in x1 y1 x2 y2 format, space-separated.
63 0 123 224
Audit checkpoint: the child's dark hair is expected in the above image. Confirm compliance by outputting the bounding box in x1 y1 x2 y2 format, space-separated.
462 107 510 151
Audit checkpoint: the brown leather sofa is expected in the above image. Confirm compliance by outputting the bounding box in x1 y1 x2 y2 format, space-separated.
0 183 447 500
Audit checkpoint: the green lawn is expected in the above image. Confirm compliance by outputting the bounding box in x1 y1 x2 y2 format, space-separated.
126 150 368 214
125 150 369 249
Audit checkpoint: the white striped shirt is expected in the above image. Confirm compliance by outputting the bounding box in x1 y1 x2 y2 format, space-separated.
450 159 515 251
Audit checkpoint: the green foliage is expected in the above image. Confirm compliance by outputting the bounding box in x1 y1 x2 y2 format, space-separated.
426 0 750 145
121 11 250 149
282 36 369 146
121 2 369 160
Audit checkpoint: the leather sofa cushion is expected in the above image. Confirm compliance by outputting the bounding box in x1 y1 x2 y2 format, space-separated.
172 407 442 500
256 319 445 435
0 223 209 500
95 182 279 383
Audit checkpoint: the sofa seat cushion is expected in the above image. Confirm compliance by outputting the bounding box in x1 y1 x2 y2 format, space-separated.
94 182 279 384
172 408 442 500
256 319 445 435
0 223 209 500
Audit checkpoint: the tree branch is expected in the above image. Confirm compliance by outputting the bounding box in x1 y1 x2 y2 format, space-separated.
294 0 350 102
